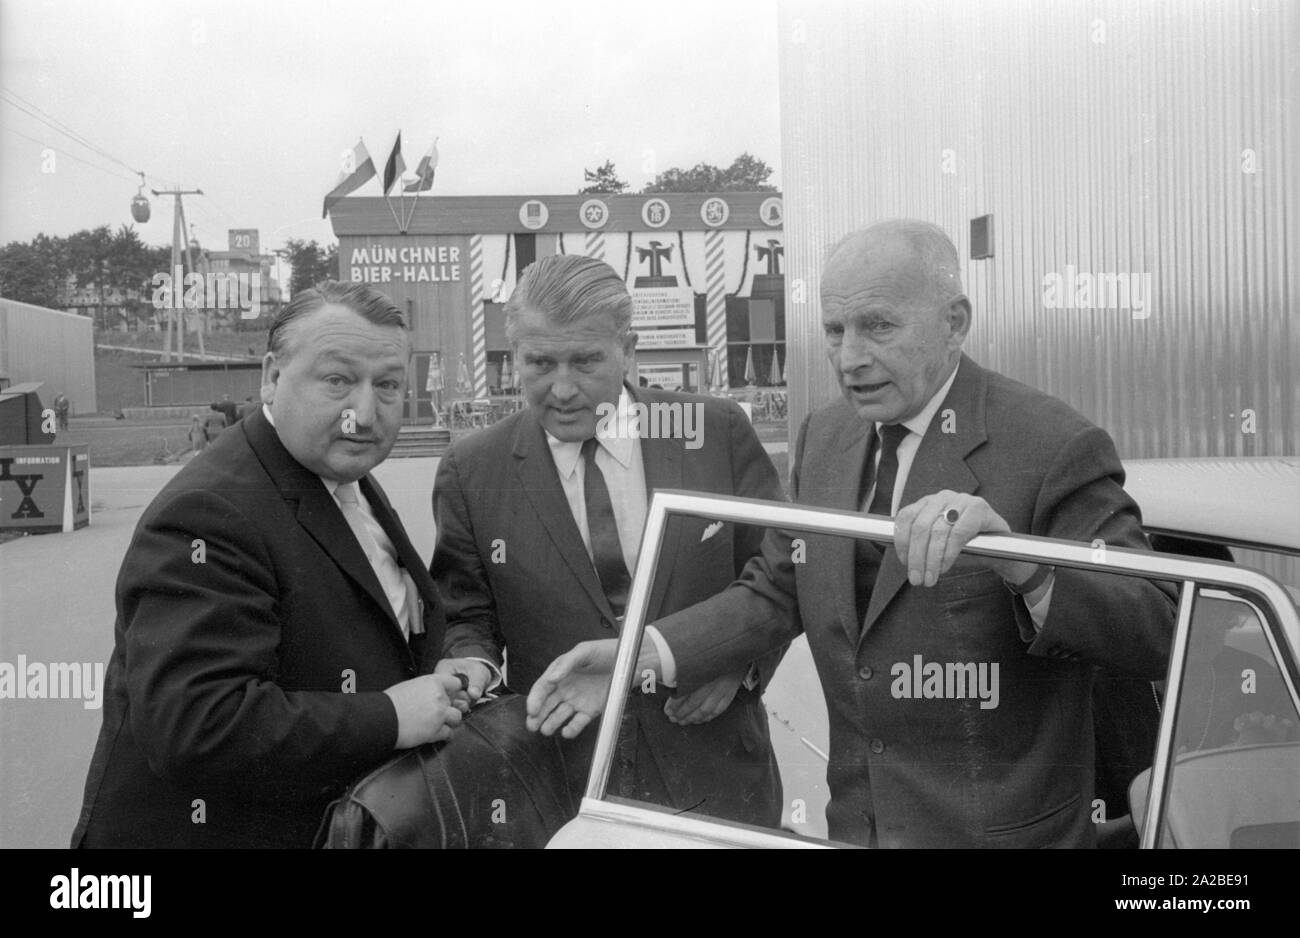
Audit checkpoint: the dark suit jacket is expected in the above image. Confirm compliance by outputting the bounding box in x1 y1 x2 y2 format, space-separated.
432 385 785 827
655 356 1177 847
72 408 445 848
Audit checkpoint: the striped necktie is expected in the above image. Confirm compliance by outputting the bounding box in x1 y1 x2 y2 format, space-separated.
581 437 631 618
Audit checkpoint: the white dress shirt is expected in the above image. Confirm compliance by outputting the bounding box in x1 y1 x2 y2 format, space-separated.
262 405 421 638
544 388 685 684
859 363 1054 628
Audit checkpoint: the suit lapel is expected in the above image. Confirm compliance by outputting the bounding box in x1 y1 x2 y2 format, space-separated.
241 408 413 659
633 386 684 621
512 413 618 623
825 410 872 645
859 355 988 640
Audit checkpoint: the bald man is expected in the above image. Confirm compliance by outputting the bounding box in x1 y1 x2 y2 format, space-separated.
529 220 1176 848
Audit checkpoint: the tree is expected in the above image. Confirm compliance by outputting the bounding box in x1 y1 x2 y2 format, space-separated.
643 151 777 193
579 160 629 194
0 227 168 327
0 234 66 308
284 239 339 297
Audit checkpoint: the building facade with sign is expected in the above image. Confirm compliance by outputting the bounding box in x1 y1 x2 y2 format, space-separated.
327 192 784 419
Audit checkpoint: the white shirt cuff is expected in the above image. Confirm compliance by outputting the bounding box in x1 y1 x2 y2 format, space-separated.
466 656 504 698
1026 579 1055 632
644 625 677 688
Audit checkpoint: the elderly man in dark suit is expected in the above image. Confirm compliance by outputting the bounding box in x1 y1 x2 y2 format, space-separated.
431 254 785 827
72 281 464 848
529 220 1177 847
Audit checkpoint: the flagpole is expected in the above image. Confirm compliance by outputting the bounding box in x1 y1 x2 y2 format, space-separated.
402 137 436 231
403 180 420 232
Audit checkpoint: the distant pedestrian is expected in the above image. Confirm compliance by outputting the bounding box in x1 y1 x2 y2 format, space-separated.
236 396 259 422
204 405 227 441
53 393 70 430
188 415 207 453
212 394 239 425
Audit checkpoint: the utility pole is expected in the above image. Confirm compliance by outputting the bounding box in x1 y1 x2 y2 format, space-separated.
152 188 202 362
181 217 206 362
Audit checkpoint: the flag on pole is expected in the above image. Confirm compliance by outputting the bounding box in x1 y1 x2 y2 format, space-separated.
322 139 376 218
382 132 407 195
743 346 756 385
404 137 439 192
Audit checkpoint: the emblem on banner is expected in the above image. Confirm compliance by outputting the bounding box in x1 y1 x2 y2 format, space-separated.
519 200 549 230
634 240 678 288
641 198 671 229
759 196 783 227
700 197 730 227
579 199 609 229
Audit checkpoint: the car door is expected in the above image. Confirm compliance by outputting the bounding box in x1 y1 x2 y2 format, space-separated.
546 490 1300 849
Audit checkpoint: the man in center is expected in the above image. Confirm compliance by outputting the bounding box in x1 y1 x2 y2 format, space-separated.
430 254 784 826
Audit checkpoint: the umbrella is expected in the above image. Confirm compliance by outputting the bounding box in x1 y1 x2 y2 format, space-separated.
743 346 756 386
769 347 783 386
499 354 513 390
457 353 471 393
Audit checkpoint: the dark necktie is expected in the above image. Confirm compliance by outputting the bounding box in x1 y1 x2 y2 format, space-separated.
868 423 910 517
582 437 631 618
855 423 910 624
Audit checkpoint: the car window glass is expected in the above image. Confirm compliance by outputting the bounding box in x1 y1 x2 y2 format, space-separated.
1158 587 1300 848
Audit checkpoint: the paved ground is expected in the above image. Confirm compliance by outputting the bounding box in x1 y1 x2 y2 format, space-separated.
0 452 825 848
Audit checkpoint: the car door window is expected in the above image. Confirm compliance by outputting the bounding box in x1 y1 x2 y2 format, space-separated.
1154 587 1300 848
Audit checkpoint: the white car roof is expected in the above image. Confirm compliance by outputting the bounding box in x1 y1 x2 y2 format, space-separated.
1123 457 1300 554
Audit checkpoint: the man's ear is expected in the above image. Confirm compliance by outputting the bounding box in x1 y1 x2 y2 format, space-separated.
945 296 972 347
622 330 639 372
260 352 279 405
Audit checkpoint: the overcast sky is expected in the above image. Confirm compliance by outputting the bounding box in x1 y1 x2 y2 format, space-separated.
0 0 781 252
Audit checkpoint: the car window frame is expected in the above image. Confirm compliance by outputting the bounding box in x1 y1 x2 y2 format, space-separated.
565 490 1300 850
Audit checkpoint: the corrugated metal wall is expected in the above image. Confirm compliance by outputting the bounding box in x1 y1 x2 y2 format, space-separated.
0 298 97 413
777 0 1297 461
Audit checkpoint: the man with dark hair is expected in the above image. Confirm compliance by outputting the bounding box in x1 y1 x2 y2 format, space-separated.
431 254 786 827
73 280 463 848
530 221 1177 847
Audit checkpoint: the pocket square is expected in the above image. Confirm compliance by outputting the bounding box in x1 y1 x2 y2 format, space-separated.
700 521 724 542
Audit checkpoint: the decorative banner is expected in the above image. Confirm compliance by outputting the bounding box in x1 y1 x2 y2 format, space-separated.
704 229 730 387
740 232 782 296
519 200 549 230
627 232 687 287
700 197 730 227
641 197 671 228
579 199 609 229
584 230 606 262
469 234 488 398
479 233 514 302
759 196 783 227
